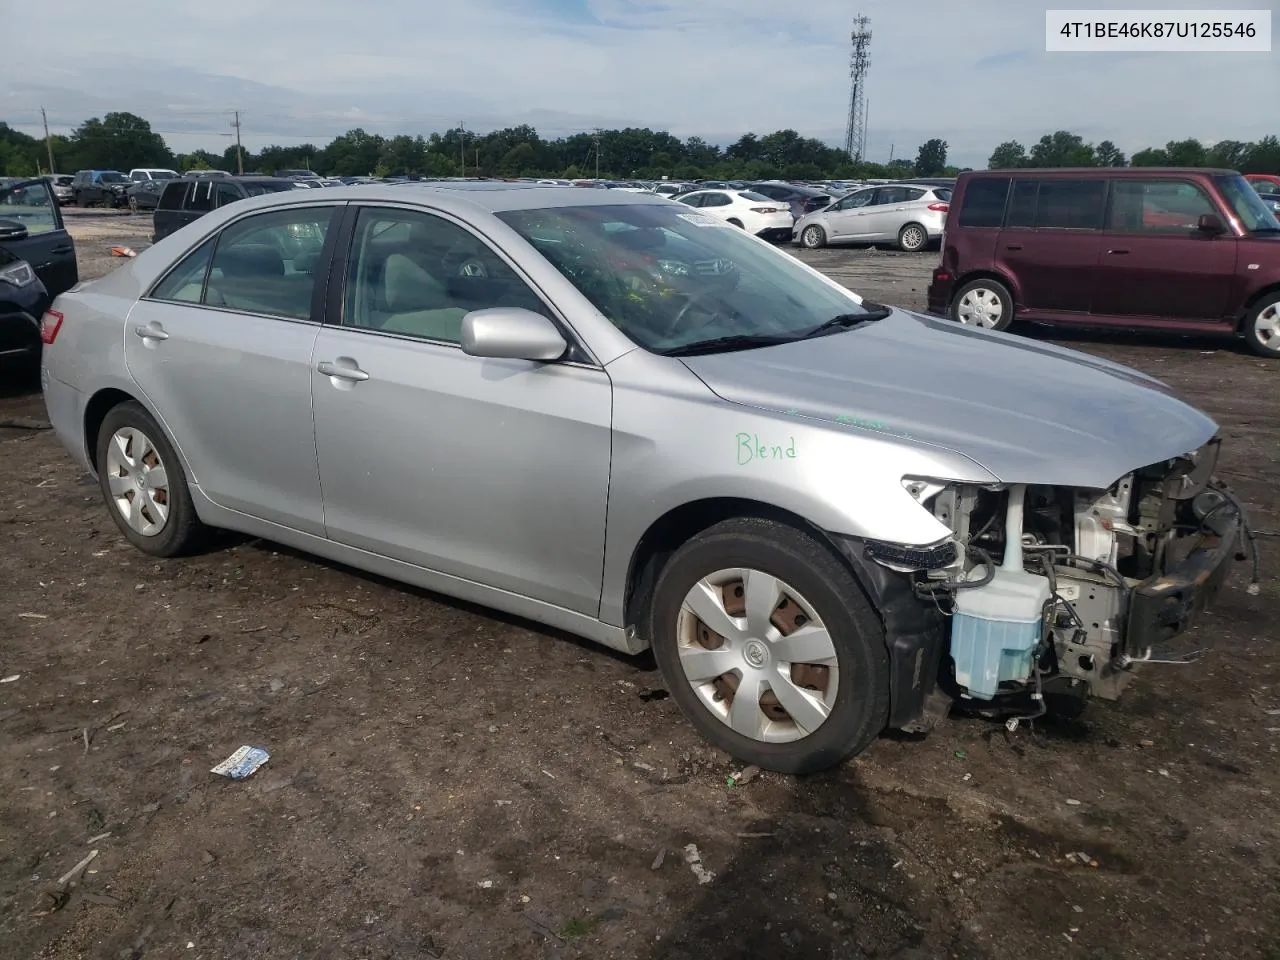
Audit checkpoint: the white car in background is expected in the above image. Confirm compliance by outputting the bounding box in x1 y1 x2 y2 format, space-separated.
674 189 794 241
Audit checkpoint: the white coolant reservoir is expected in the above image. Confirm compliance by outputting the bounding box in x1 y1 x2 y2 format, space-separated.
950 485 1052 700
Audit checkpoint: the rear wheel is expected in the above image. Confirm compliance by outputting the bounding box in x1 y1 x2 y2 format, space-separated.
95 402 210 557
800 224 827 249
648 518 889 774
1244 293 1280 358
897 222 929 252
951 278 1013 331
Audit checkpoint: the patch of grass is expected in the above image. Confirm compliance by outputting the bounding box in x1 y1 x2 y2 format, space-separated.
560 916 600 939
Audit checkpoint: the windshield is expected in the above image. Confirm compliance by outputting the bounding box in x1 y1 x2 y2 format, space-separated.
1215 174 1280 232
496 202 872 354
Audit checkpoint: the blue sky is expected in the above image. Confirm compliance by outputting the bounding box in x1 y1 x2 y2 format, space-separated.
3 0 1276 167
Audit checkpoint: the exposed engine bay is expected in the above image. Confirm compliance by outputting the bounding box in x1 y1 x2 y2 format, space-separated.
896 438 1259 721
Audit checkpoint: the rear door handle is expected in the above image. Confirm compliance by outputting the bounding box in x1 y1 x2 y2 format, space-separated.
1005 243 1023 251
51 244 73 254
317 359 370 382
134 323 168 341
1107 248 1130 255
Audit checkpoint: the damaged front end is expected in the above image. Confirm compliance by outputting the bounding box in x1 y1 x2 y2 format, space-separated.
838 438 1259 730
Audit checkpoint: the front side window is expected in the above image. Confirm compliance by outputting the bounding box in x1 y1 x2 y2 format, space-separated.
0 180 57 235
202 207 334 319
958 178 1009 227
497 202 877 355
341 207 549 344
1108 180 1218 233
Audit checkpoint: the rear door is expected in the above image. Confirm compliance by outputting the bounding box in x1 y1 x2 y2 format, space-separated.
861 186 911 240
1091 177 1237 323
0 179 78 298
125 203 342 534
995 177 1106 314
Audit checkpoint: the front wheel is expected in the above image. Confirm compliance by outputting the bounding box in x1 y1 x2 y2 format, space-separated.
800 224 827 249
950 278 1014 331
1243 293 1280 358
648 518 889 774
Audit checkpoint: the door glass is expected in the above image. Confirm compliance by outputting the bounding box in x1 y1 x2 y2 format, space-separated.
204 207 333 319
957 177 1010 227
874 187 907 205
342 207 549 344
678 194 703 207
213 182 243 208
840 191 874 210
1108 180 1219 233
0 180 57 235
702 193 731 207
187 181 214 212
1005 180 1040 228
1035 180 1106 229
149 237 216 303
902 188 926 202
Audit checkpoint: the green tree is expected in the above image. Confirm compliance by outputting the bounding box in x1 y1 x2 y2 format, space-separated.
914 138 948 176
1028 131 1094 167
1163 138 1206 166
1206 139 1249 170
1242 136 1280 173
67 112 172 171
1130 147 1169 166
1094 140 1126 166
988 140 1027 169
500 142 537 176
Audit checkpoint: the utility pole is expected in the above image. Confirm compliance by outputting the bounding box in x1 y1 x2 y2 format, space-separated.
41 107 55 174
593 129 601 182
888 143 895 164
459 122 466 178
231 111 244 174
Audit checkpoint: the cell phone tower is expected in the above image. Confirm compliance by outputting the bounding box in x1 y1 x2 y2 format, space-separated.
844 15 872 162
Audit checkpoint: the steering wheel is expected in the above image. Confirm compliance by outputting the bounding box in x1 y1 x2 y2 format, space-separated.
455 257 489 278
664 288 724 338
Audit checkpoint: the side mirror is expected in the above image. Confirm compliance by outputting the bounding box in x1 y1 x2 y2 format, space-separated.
0 219 28 241
1196 213 1226 235
460 307 568 362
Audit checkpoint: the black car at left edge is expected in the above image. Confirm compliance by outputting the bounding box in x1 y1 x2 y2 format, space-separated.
0 177 79 371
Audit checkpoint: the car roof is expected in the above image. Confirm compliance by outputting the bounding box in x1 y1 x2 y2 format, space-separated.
968 167 1237 178
376 181 673 213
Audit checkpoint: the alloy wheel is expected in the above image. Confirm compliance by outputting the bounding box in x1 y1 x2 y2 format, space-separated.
104 426 171 536
1254 302 1280 352
676 568 839 744
956 287 1004 328
900 225 926 251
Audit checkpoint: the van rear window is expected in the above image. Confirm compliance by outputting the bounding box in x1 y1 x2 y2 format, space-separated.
957 178 1009 228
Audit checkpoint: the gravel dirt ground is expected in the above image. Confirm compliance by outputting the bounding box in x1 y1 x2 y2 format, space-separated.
1 208 1277 960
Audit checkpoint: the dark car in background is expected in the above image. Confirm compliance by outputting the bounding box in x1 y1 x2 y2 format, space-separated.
126 179 167 213
153 175 300 241
927 167 1280 357
71 170 131 208
744 181 834 219
0 177 78 369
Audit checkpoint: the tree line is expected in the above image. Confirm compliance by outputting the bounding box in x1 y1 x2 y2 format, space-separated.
1 112 1276 182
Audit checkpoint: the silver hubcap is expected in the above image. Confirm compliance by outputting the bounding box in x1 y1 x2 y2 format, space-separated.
804 227 822 247
1255 302 1280 351
105 427 170 536
901 226 925 250
956 287 1004 328
676 568 839 744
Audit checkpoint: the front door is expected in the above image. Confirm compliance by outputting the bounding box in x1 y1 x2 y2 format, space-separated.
995 177 1107 314
824 188 875 239
0 179 78 298
311 204 613 616
1091 178 1238 323
124 203 341 535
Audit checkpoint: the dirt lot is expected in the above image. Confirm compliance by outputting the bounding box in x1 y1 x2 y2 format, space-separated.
1 208 1277 960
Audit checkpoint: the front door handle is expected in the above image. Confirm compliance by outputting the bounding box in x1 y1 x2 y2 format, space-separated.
1005 243 1023 251
134 323 169 341
51 244 73 254
1107 248 1130 255
317 359 370 382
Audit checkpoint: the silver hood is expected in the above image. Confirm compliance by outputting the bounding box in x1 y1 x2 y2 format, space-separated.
680 308 1218 489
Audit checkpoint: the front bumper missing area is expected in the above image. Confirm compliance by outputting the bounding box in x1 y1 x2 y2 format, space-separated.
1124 501 1241 657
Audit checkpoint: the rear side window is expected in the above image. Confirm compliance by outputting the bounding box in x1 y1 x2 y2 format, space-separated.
158 180 189 210
149 237 215 303
933 188 953 202
213 182 243 207
902 188 926 201
1035 180 1107 229
203 207 334 320
186 181 214 213
957 177 1009 227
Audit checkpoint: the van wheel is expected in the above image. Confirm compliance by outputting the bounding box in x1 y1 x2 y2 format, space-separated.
648 518 889 774
800 225 827 249
95 401 211 557
897 223 929 252
951 278 1013 331
1244 293 1280 358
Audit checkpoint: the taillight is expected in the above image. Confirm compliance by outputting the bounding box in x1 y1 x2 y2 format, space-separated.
933 269 952 282
40 309 64 344
750 206 783 214
927 202 950 212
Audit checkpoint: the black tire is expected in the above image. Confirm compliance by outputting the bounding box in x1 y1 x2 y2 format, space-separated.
949 277 1014 332
799 224 827 249
897 222 929 253
95 401 210 557
648 517 889 775
1242 292 1280 358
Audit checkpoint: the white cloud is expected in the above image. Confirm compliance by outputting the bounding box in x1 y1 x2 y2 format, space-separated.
3 0 1275 165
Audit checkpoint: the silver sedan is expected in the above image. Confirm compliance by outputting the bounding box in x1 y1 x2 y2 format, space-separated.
793 183 951 252
40 184 1250 773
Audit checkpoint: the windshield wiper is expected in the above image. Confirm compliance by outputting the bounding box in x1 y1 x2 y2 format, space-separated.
661 334 797 357
803 302 893 339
